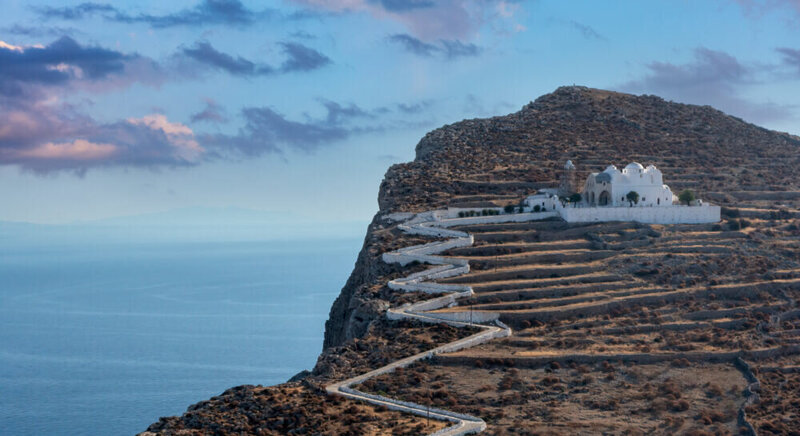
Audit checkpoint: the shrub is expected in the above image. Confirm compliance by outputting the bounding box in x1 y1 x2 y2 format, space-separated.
670 399 690 411
458 211 466 218
504 205 516 213
533 205 541 212
721 207 740 218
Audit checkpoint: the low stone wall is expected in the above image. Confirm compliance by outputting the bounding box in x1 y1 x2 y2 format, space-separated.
560 204 720 224
436 211 559 227
424 310 500 324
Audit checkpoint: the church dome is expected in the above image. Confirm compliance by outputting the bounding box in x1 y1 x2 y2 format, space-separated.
625 162 644 171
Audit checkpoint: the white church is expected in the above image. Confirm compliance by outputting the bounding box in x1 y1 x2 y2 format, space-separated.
582 162 674 207
519 160 720 224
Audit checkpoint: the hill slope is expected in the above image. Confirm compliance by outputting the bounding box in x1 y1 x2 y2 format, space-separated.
144 86 800 435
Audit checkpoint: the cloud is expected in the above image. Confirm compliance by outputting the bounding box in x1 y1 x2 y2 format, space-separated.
777 47 800 74
182 41 273 76
35 0 271 28
396 100 434 114
318 100 373 124
618 47 796 124
291 0 522 41
13 139 117 161
0 36 162 98
178 41 330 76
279 42 331 72
2 24 81 37
0 104 204 173
191 99 229 124
569 21 605 40
731 0 800 17
387 33 481 59
201 100 381 156
0 37 206 173
387 34 438 56
35 2 116 20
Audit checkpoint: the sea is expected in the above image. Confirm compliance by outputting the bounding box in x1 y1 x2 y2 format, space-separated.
0 230 362 435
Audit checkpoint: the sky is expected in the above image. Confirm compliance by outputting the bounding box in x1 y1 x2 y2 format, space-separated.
1 0 799 225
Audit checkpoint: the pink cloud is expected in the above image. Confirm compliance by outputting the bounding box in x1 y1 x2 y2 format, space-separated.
13 139 117 161
127 114 204 162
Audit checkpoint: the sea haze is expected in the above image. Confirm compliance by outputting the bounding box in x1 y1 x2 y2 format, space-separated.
0 212 365 435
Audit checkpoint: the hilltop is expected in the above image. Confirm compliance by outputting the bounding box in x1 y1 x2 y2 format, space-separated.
143 87 800 435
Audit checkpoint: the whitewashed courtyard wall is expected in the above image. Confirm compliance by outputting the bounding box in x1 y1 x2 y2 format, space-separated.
560 204 720 224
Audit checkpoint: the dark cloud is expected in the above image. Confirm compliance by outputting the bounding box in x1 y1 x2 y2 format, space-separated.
288 30 316 40
318 100 372 124
201 100 381 156
182 41 273 76
618 47 796 124
387 34 438 57
440 39 480 58
191 99 228 124
2 24 81 37
35 2 116 20
387 33 480 59
0 36 160 98
35 0 272 28
179 41 329 76
569 21 605 40
777 47 800 74
396 100 434 114
278 42 331 72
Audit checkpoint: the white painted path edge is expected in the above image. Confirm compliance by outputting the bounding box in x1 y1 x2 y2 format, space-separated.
326 212 556 435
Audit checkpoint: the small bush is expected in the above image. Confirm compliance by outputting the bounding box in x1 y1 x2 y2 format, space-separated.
721 207 740 218
533 205 541 212
670 399 690 412
504 205 515 213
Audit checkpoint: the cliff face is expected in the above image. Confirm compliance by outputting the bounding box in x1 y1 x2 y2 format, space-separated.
322 85 800 349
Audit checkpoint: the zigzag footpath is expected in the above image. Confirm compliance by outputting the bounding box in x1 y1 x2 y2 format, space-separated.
325 210 799 435
325 211 555 435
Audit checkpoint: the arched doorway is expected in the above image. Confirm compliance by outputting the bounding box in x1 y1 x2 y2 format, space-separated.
599 190 610 206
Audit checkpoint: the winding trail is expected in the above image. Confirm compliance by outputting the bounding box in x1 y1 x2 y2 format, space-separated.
325 210 798 435
325 212 555 435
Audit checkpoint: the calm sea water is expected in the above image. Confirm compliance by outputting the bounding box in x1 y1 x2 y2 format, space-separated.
0 236 361 435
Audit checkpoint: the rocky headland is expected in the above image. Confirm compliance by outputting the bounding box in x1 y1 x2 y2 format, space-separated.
143 86 800 435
